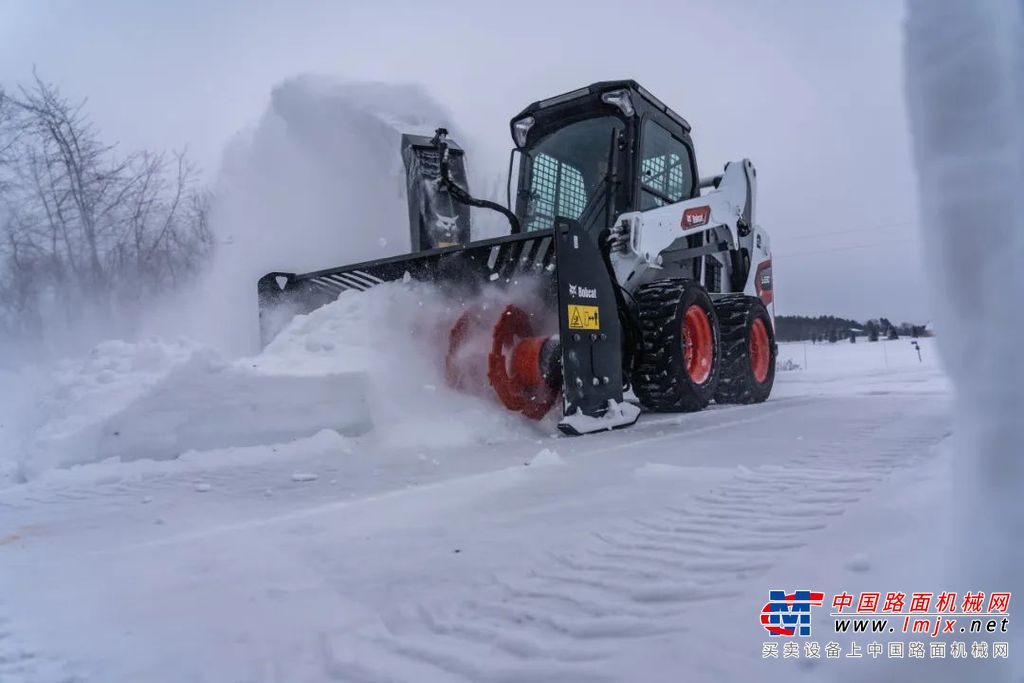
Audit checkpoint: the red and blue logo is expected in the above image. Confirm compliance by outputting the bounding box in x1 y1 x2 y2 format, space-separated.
761 590 824 637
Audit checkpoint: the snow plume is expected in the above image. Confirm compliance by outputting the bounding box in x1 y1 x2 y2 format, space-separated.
905 1 1024 679
168 77 461 353
258 278 549 450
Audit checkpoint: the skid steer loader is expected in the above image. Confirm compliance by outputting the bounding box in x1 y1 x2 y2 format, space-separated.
258 80 776 435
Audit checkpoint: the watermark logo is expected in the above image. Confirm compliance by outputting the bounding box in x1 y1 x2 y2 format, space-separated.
761 590 825 637
761 589 1012 662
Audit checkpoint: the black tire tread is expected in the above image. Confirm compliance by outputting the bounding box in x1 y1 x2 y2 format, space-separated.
714 294 776 404
631 279 719 412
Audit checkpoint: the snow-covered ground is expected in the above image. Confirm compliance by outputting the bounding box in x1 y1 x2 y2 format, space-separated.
0 335 961 682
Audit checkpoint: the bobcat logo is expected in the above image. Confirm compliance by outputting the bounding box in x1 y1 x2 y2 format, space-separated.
434 214 459 238
681 206 711 229
569 283 598 299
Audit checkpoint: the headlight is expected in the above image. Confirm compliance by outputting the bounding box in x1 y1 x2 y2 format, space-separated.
512 116 535 148
601 89 635 117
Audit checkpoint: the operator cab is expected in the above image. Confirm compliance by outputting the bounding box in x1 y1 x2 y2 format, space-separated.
510 80 699 235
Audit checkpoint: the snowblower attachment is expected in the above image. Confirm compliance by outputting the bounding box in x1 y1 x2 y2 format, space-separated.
401 133 470 250
257 215 637 435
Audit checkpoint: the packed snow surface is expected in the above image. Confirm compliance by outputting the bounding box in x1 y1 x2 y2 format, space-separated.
0 335 959 682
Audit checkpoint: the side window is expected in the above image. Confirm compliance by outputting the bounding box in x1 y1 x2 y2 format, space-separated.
639 122 694 210
527 153 587 231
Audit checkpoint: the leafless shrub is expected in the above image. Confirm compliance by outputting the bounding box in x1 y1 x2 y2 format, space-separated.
0 73 212 346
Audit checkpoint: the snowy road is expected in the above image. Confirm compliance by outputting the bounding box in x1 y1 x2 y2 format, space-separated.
0 340 952 682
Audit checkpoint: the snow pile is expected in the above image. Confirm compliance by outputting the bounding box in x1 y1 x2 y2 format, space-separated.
527 447 565 468
13 280 545 480
17 337 367 478
19 339 208 477
257 279 547 450
36 339 208 432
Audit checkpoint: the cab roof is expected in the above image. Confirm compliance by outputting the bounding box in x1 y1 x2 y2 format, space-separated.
512 80 691 135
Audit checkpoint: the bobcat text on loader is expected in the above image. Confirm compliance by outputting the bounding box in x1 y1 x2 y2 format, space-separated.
258 80 777 435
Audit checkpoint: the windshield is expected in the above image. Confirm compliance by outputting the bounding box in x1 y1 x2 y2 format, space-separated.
521 116 624 231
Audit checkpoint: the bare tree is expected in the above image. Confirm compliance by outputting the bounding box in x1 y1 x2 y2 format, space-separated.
112 150 212 298
0 73 212 346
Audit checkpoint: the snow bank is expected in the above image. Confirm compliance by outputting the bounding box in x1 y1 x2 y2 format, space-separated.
20 339 368 478
7 340 204 480
257 279 546 451
27 429 350 489
13 280 543 480
773 337 951 397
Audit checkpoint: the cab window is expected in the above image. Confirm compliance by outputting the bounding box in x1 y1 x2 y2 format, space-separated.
639 121 694 210
520 115 625 231
526 153 587 231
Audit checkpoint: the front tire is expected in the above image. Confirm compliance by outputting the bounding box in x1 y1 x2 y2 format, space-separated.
713 295 776 404
631 279 721 412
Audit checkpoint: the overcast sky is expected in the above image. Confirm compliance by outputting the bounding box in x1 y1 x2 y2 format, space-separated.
0 0 928 322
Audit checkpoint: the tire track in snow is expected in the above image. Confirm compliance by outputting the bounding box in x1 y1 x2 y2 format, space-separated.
0 396 816 559
0 398 948 681
312 408 950 682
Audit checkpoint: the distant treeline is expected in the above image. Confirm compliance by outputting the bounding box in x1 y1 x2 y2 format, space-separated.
774 315 931 343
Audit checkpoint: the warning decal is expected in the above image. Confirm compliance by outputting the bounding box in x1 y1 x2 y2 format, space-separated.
568 304 600 330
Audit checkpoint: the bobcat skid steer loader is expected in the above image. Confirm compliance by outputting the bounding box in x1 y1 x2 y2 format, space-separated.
258 80 776 435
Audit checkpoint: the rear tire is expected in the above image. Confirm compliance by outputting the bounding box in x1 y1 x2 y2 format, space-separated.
631 279 720 412
714 295 776 404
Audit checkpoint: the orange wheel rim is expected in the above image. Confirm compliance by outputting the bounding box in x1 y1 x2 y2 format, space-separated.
682 305 713 384
750 317 770 383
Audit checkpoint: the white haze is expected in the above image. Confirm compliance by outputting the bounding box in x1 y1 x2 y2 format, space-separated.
151 77 470 353
1 0 927 324
903 1 1023 680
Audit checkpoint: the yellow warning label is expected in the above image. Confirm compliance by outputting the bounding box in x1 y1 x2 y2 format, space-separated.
568 304 600 330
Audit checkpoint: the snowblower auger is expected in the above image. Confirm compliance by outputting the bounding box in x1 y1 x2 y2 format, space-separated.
258 216 634 434
258 80 776 435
